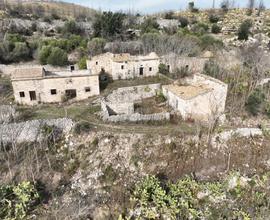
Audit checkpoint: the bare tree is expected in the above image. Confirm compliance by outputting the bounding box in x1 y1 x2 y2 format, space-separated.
258 0 265 16
247 0 256 15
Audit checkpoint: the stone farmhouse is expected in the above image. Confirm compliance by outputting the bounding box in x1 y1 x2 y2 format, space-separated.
11 67 99 105
162 51 213 74
162 74 228 122
87 52 160 80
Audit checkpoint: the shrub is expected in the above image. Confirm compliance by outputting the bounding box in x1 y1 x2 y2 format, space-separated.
211 24 221 34
47 47 68 66
179 16 189 28
191 22 209 35
38 46 51 65
164 11 175 19
158 63 169 75
200 35 223 50
0 182 39 219
140 17 160 34
87 38 106 56
78 56 87 70
125 173 270 219
11 42 30 62
209 14 219 23
203 60 222 78
61 20 82 35
238 19 252 40
245 88 265 115
74 121 92 134
174 66 193 79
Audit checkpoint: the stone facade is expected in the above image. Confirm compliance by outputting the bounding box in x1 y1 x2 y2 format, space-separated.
11 67 100 105
162 53 210 73
87 52 160 80
162 74 228 122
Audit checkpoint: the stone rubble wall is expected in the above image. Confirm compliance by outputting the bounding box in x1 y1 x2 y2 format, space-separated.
101 84 170 122
103 112 170 123
0 105 16 124
106 84 161 103
0 118 74 145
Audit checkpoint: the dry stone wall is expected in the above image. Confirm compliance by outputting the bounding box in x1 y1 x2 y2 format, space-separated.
101 84 170 122
0 118 74 145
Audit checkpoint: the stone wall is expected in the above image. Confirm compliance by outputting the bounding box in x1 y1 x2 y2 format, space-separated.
0 118 74 145
0 105 16 124
106 84 161 103
103 112 170 123
101 84 170 122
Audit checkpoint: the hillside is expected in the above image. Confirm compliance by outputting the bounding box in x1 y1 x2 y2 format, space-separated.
0 0 96 20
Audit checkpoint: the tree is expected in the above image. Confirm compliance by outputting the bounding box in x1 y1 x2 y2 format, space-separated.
220 0 230 12
38 46 52 65
238 20 252 40
140 17 160 34
11 42 30 62
61 20 82 35
87 38 106 56
47 47 68 66
179 17 189 28
93 11 125 39
258 0 265 16
247 0 255 15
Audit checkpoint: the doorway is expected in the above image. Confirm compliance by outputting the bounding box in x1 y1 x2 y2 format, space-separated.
29 91 36 101
65 89 77 99
139 67 144 76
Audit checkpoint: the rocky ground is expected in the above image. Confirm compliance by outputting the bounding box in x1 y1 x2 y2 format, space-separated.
31 125 270 219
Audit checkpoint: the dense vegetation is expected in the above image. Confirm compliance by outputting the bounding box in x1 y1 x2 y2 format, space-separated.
0 182 40 219
122 173 270 219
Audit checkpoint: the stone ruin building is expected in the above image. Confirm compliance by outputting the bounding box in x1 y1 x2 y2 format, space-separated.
87 52 160 80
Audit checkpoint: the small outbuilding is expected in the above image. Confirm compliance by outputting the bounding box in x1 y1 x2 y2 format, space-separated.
162 74 228 122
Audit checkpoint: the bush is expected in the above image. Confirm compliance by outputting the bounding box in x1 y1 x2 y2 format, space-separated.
87 37 106 56
74 121 92 134
158 63 169 75
245 88 265 116
238 20 252 40
11 42 30 62
140 17 160 34
38 46 52 65
209 14 219 23
46 47 68 66
211 24 221 34
0 182 39 219
200 35 223 50
179 16 189 28
125 173 270 219
61 20 82 35
203 60 222 78
191 22 209 35
164 11 175 19
78 56 87 69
